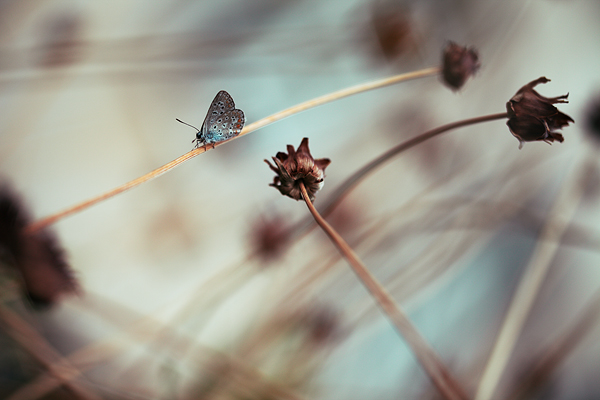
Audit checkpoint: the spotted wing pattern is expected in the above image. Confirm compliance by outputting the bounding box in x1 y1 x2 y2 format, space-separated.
196 90 245 147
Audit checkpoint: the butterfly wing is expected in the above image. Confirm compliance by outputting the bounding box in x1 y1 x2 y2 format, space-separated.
200 90 237 144
225 109 245 139
205 109 245 143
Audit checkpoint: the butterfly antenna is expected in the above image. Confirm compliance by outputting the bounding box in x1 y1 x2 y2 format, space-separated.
176 118 200 132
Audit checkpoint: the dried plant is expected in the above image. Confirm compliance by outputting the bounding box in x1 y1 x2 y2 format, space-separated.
1 3 598 400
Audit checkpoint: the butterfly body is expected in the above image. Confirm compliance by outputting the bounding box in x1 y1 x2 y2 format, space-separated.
193 90 245 149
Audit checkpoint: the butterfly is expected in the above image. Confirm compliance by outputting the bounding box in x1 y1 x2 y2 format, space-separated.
177 90 245 149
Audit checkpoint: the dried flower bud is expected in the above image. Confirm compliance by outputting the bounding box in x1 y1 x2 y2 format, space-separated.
584 94 600 143
38 11 85 68
265 138 331 202
441 41 480 90
0 186 78 308
506 77 574 149
284 305 342 347
250 214 291 262
305 306 341 346
369 3 416 62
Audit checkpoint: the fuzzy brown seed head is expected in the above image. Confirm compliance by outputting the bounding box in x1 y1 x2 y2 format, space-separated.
283 305 342 347
305 306 341 345
584 94 600 144
250 214 291 262
38 11 84 68
0 185 79 308
369 3 415 62
265 138 331 202
506 77 574 149
441 41 480 90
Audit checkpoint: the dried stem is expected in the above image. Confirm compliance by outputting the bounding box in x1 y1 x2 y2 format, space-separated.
318 112 509 219
298 181 469 400
506 287 600 400
474 150 597 400
240 66 440 136
9 291 308 400
0 305 103 400
25 67 440 233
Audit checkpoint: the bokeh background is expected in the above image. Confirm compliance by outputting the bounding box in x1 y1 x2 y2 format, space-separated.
1 0 600 399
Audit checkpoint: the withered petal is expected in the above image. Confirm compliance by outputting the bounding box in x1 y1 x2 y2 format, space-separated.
272 157 293 182
286 144 296 158
517 76 550 94
546 131 564 143
315 158 331 171
513 91 564 118
297 137 311 154
507 115 547 141
547 112 574 131
275 151 289 162
264 159 279 174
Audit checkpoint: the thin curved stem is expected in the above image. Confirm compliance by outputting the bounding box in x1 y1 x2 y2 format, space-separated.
25 67 440 233
298 181 469 400
0 305 104 400
506 286 600 400
318 112 509 219
25 150 200 233
240 66 440 137
474 150 595 400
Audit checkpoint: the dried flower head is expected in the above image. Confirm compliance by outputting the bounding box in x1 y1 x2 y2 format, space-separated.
0 186 78 308
584 94 600 143
369 2 416 62
250 214 291 262
265 138 331 202
284 305 342 348
38 11 85 68
506 77 574 149
304 306 341 346
441 41 480 90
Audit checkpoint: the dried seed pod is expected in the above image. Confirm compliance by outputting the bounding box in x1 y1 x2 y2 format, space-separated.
265 138 331 202
0 185 78 308
506 77 574 149
441 41 480 90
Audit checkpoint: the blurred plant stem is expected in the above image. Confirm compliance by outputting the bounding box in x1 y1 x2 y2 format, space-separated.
6 292 307 400
317 112 509 219
507 286 600 400
298 181 469 400
0 304 103 400
25 67 440 234
475 148 598 400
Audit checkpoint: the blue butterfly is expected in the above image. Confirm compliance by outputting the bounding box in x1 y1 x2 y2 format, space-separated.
177 90 245 149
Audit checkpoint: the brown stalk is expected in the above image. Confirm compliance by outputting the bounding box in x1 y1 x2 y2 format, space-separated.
0 305 103 400
318 112 509 219
506 287 600 400
8 292 308 400
475 152 595 400
298 181 469 400
25 67 440 233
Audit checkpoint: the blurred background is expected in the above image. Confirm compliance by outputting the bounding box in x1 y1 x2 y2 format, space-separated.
1 0 600 399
